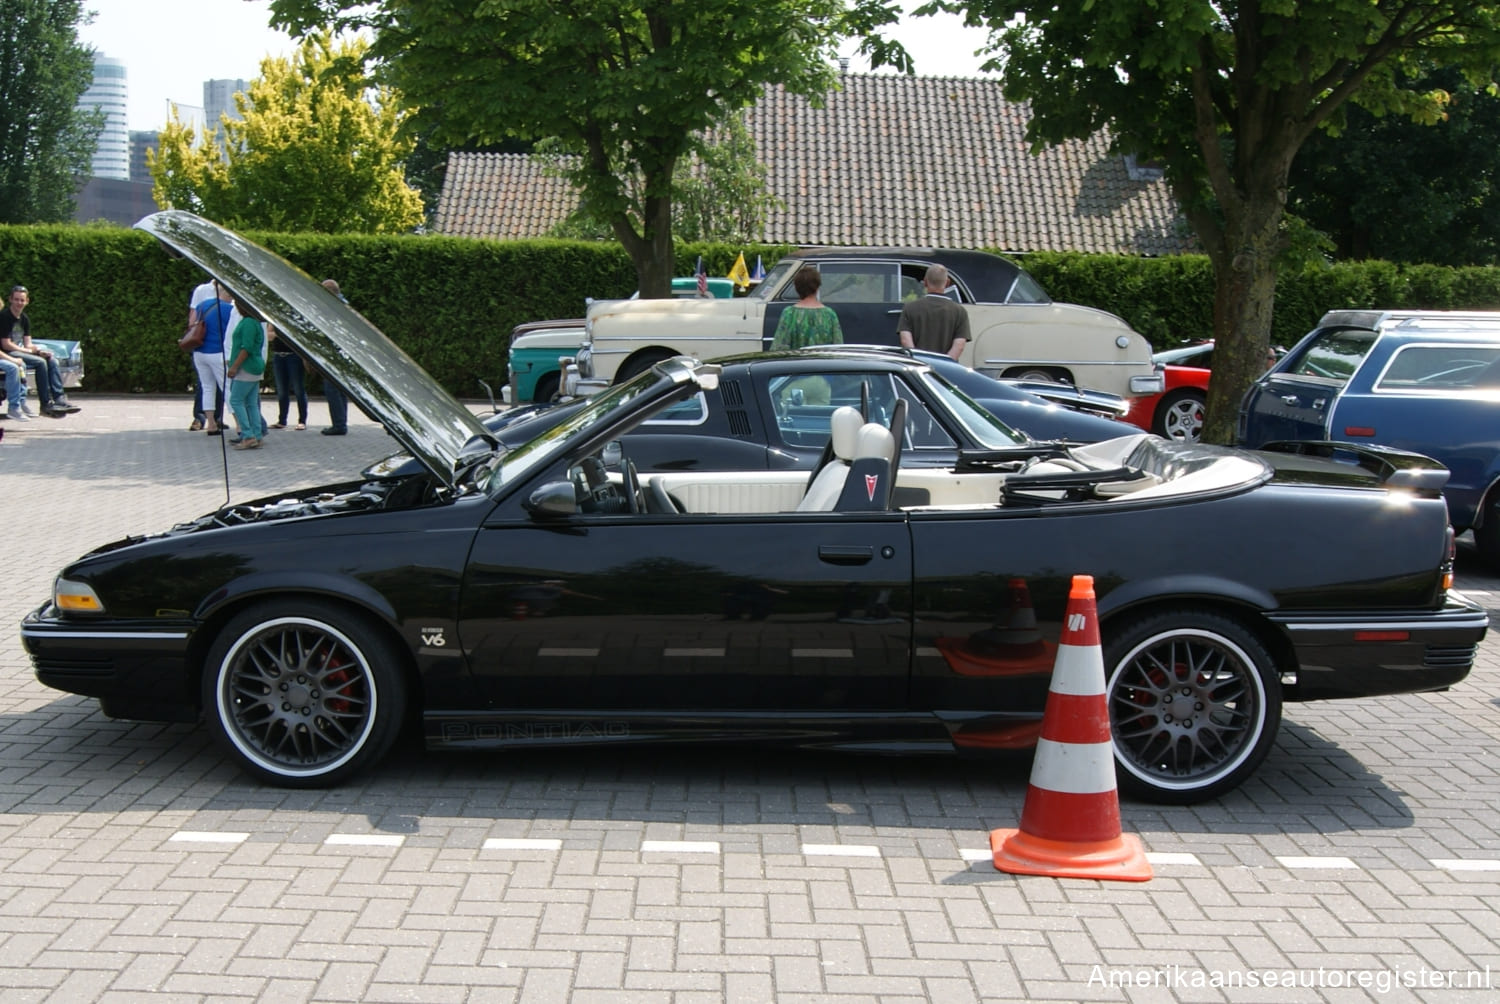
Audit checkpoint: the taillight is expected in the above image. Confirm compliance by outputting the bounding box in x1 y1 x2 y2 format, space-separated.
1442 526 1456 592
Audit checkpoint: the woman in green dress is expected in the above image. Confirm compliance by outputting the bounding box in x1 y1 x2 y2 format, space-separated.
771 266 843 349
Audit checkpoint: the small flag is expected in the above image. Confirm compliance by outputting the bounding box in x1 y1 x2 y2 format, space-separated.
750 255 766 282
727 252 750 289
695 255 708 297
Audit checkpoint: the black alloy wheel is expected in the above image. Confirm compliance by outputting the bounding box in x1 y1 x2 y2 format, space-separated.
1104 608 1281 804
202 600 407 787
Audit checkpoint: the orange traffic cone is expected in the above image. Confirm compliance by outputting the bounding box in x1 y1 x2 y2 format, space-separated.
990 574 1152 882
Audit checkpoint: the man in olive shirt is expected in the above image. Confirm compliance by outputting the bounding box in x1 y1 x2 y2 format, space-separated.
897 265 970 362
0 286 79 417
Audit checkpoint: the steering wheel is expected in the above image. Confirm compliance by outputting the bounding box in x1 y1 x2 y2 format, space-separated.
649 477 681 513
622 459 642 514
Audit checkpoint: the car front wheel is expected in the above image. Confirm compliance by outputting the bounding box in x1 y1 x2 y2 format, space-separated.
1104 609 1281 803
202 600 407 787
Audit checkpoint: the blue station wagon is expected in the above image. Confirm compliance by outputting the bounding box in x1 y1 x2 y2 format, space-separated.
1239 310 1500 564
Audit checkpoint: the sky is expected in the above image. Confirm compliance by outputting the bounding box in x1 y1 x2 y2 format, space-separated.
78 0 996 133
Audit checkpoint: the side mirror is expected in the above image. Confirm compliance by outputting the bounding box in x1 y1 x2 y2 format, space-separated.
525 482 579 518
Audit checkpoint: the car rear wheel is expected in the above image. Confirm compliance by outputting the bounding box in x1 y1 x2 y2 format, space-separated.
202 600 407 787
1104 609 1281 803
1153 389 1206 441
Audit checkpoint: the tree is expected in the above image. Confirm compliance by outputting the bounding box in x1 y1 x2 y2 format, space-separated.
923 1 1500 442
1289 67 1500 267
149 31 424 234
269 1 890 296
548 111 781 244
0 0 101 223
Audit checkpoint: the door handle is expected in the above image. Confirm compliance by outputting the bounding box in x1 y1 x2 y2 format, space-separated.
819 544 874 565
886 309 904 315
1280 394 1299 405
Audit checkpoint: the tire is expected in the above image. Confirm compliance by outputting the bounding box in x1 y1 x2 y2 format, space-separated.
1103 608 1281 804
615 350 674 384
201 599 408 787
1473 499 1500 570
531 371 560 404
1152 389 1206 441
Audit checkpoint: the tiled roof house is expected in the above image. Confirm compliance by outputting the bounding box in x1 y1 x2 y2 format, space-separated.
435 73 1191 255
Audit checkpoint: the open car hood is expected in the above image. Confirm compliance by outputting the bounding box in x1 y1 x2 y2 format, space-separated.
136 211 489 488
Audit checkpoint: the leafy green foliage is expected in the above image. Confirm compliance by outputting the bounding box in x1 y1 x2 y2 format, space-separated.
547 111 781 244
1289 68 1500 266
149 32 424 234
267 1 890 296
11 224 1500 399
923 0 1500 441
0 0 101 223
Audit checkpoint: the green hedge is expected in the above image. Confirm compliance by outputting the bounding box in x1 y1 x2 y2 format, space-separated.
7 222 1500 396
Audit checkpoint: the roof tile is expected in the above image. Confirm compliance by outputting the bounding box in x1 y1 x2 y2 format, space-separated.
435 73 1191 254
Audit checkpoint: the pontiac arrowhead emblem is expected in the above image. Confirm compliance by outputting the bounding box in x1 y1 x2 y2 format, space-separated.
865 474 879 501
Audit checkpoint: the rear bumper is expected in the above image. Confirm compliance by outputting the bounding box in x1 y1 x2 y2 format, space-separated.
1270 592 1488 701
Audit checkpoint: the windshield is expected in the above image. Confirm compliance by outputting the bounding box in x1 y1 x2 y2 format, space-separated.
918 371 1029 448
752 260 797 299
484 377 666 493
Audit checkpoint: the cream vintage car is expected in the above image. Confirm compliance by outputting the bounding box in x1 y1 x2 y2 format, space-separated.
575 248 1163 399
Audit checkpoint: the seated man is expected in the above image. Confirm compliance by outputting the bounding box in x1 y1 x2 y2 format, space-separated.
2 350 29 421
0 286 78 417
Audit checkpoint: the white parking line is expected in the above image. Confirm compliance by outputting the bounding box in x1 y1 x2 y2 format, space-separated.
1277 855 1360 870
641 840 721 854
169 831 249 845
802 844 881 858
483 837 564 851
1432 858 1500 871
325 834 404 847
1146 852 1203 866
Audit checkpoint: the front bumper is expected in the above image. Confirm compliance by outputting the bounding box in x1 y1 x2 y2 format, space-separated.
21 604 198 722
1269 592 1488 701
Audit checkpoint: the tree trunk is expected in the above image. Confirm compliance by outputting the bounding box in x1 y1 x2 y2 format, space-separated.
612 181 676 299
1201 205 1282 444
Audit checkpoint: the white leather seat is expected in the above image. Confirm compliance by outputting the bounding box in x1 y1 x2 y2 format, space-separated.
796 407 865 511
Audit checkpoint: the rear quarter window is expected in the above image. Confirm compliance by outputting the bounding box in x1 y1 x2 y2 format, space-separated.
1374 344 1500 391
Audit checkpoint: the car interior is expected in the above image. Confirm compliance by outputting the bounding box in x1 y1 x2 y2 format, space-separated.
563 374 1266 518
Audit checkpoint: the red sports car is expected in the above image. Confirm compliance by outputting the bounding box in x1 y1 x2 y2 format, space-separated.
1125 342 1280 441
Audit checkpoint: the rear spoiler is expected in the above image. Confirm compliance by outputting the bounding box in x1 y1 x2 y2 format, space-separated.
1258 440 1451 494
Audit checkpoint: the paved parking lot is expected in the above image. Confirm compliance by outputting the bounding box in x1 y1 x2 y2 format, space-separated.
2 395 1498 1002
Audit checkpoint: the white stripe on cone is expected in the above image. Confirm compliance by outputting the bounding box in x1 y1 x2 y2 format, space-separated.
1047 637 1107 696
1027 738 1117 795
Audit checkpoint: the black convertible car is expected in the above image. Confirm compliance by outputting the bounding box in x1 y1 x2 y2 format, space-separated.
21 213 1488 803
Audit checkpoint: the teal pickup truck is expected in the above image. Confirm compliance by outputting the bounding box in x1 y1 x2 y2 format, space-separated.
506 277 735 404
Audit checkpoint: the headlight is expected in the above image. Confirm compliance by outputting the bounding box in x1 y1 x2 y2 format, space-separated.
1129 373 1165 394
54 578 105 613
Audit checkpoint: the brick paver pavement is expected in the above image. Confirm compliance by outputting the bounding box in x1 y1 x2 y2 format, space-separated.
1 396 1497 1002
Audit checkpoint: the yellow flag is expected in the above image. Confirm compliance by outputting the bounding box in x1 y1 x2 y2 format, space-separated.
727 252 750 289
